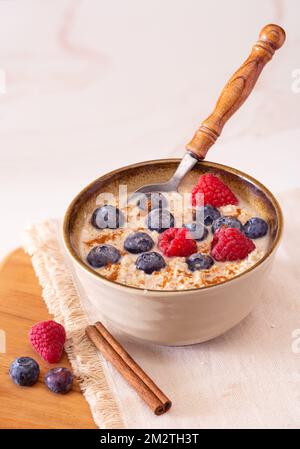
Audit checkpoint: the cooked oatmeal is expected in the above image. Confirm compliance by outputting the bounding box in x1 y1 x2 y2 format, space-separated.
75 197 270 290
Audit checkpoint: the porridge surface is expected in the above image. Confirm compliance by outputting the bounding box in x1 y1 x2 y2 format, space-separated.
74 190 270 290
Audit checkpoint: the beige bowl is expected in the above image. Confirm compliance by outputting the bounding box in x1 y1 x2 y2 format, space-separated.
62 159 283 346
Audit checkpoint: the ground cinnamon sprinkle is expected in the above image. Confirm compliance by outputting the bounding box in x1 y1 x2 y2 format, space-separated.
105 263 121 282
198 241 211 254
84 235 111 246
230 207 242 217
160 266 175 288
84 229 124 247
201 276 228 286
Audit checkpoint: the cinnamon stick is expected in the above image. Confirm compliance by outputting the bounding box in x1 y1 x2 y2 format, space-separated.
94 321 172 411
85 323 172 416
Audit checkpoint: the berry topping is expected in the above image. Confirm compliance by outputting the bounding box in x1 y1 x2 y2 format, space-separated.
45 367 73 394
212 216 243 234
186 253 214 271
137 192 168 211
91 205 125 229
9 357 40 387
158 227 197 257
183 222 208 241
198 205 221 225
192 174 238 207
135 252 166 274
87 244 121 268
29 320 66 364
124 232 154 254
211 227 255 262
146 208 175 233
244 217 268 239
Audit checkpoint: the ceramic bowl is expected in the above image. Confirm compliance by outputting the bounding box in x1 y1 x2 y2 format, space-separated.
62 159 283 346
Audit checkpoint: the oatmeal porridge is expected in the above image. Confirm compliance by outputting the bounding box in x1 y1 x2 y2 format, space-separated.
71 172 271 291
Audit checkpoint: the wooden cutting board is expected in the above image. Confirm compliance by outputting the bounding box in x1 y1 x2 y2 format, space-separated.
0 248 97 429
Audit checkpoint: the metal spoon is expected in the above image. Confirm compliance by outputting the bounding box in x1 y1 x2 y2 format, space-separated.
132 24 285 199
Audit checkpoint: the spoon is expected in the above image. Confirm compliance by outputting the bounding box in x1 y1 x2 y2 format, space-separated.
132 24 285 199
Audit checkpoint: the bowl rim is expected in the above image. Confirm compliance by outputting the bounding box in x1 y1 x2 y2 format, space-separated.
62 158 283 296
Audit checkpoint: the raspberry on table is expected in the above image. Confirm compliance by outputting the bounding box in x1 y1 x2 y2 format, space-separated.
29 320 66 364
158 227 197 257
9 357 40 387
211 227 255 262
192 174 238 208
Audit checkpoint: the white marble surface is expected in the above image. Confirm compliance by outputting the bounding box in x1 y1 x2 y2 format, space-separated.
0 0 299 257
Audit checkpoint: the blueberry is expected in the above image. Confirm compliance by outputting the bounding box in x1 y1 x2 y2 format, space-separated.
124 232 154 254
146 209 175 233
186 253 214 272
137 192 168 211
45 367 73 394
9 357 40 387
244 217 268 239
212 216 243 234
87 244 121 268
135 252 166 274
183 223 208 241
91 205 125 229
197 205 221 226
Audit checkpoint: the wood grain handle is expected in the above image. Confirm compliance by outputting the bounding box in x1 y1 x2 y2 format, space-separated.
186 24 286 159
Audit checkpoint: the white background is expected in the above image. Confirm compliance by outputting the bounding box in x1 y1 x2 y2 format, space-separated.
0 0 299 257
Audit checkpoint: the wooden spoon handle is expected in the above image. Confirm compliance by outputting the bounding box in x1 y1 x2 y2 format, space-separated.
186 24 286 160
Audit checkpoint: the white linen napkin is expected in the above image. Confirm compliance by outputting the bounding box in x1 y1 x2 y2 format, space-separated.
22 189 300 429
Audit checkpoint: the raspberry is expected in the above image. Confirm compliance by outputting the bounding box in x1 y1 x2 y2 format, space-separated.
211 227 255 262
192 174 238 207
158 228 197 257
29 320 66 364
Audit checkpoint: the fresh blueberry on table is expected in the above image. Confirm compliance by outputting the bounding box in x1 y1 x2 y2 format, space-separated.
9 357 40 387
146 209 175 233
197 205 221 226
183 223 208 241
91 205 125 229
186 253 214 271
87 244 121 268
212 216 243 234
243 217 268 239
135 252 166 274
137 192 168 211
124 232 154 254
44 367 73 394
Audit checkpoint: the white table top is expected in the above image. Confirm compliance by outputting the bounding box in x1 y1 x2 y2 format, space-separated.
0 0 299 256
